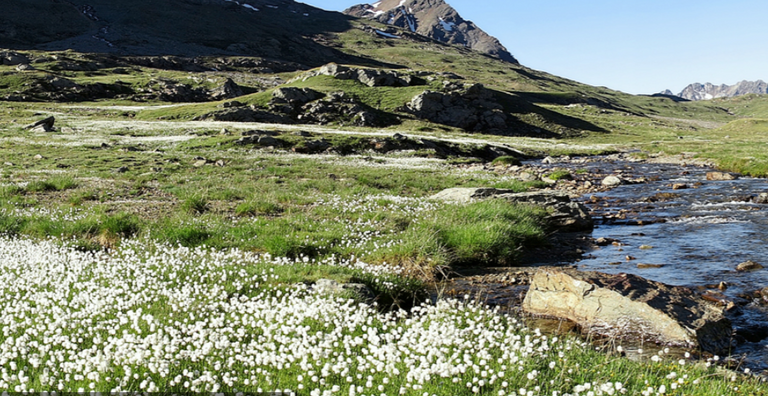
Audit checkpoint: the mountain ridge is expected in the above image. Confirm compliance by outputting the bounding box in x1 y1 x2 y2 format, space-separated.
665 80 768 101
344 0 517 64
0 0 368 67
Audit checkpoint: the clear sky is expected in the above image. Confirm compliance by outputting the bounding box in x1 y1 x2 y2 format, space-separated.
302 0 768 95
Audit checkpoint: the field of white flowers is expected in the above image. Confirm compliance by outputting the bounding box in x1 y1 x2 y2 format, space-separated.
0 235 763 395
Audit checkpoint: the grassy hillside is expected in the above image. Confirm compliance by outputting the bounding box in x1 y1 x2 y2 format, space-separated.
2 0 768 175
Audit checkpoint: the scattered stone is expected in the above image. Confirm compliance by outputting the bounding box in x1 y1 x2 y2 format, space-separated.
210 78 244 100
215 160 226 167
300 63 409 87
242 129 278 137
256 136 282 147
639 245 653 250
672 183 688 190
220 128 230 135
218 101 243 109
517 172 538 182
15 64 35 72
523 268 732 353
541 156 557 164
701 290 729 306
3 162 13 167
271 87 320 106
33 154 44 160
594 237 619 246
601 175 623 187
718 282 728 291
706 172 738 181
24 116 56 132
736 260 763 272
755 193 768 204
637 263 664 269
193 159 208 167
2 52 30 66
313 279 375 302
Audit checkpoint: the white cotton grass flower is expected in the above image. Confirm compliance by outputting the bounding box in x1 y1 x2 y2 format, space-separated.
0 232 756 394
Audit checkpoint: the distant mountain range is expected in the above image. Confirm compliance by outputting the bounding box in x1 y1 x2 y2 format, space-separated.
344 0 517 63
661 80 768 101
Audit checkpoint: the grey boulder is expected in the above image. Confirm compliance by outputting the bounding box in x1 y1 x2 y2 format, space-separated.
523 268 732 354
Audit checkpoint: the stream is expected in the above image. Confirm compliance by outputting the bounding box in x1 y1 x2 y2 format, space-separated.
453 156 768 371
570 158 768 369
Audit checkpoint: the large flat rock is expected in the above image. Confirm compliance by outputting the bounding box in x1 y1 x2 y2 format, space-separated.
523 268 732 353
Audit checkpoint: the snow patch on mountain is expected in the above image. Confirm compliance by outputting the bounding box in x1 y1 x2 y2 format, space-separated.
375 29 400 38
223 0 260 11
439 17 455 32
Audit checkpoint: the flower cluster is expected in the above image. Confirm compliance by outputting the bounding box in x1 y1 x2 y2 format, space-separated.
0 236 748 394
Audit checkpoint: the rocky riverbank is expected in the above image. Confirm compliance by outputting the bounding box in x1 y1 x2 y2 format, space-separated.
440 153 768 370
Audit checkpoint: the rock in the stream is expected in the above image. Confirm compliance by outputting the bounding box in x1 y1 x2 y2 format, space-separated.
706 172 738 181
430 188 593 231
736 260 763 272
523 268 732 354
601 175 623 187
755 193 768 204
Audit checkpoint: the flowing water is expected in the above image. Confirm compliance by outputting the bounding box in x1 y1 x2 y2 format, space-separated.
443 156 768 368
546 157 768 369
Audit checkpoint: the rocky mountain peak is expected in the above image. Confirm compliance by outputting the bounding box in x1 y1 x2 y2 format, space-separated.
668 80 768 101
344 0 518 64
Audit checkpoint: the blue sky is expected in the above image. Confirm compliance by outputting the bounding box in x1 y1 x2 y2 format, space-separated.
303 0 768 94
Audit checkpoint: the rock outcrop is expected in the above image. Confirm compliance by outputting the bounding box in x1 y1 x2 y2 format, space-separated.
1 51 30 66
406 82 509 132
24 116 56 132
210 78 244 100
430 188 593 231
344 0 518 64
290 63 414 87
523 268 733 354
298 91 382 127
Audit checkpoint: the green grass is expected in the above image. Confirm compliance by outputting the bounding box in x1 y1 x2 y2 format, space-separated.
25 175 78 192
545 169 573 181
235 200 283 216
180 195 210 215
371 200 548 268
4 40 768 396
491 155 522 166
